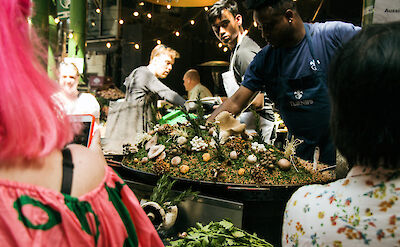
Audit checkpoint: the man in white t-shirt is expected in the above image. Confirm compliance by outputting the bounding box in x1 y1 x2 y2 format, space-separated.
58 62 100 125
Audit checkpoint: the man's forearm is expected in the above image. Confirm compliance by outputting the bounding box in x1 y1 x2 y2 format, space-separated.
207 86 257 122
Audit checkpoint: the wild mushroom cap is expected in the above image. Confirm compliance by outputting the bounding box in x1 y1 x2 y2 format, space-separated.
214 111 246 143
145 135 158 150
214 111 246 133
148 144 165 159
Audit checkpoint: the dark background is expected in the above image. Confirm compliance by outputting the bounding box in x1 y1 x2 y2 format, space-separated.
87 0 363 97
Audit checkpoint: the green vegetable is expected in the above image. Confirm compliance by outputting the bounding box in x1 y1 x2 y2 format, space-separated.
168 219 273 246
150 175 198 211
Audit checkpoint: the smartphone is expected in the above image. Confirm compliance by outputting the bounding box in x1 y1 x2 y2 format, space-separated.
69 114 95 147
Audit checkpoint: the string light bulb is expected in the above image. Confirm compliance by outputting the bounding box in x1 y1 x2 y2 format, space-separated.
175 31 180 37
223 47 228 52
134 43 140 50
96 8 101 13
106 42 111 48
157 40 162 45
139 1 145 5
218 42 223 48
204 7 209 11
190 20 195 25
147 13 152 19
119 19 124 24
91 21 96 26
133 11 139 16
54 18 60 24
166 4 171 9
68 32 74 39
253 21 258 27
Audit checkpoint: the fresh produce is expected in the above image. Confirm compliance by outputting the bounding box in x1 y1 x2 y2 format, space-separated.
168 219 273 247
121 103 335 185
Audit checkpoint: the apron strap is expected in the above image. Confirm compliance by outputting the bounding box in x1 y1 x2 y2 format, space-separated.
304 24 321 71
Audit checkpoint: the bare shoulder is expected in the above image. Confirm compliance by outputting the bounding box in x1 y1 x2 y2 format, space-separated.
67 144 107 197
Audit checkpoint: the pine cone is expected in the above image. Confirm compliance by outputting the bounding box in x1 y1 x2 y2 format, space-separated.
153 160 170 175
252 164 265 184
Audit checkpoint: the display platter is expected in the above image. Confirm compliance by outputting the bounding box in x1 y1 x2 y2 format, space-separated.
121 110 335 186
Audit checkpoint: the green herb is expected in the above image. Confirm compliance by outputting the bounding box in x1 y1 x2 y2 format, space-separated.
250 108 264 144
168 219 273 246
150 175 198 210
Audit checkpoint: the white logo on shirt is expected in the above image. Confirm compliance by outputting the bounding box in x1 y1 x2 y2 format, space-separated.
294 90 303 99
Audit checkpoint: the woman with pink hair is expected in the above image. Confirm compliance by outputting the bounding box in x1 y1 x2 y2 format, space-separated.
0 1 163 246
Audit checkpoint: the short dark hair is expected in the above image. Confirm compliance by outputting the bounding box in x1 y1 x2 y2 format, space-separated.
328 21 400 169
245 0 296 14
207 0 239 24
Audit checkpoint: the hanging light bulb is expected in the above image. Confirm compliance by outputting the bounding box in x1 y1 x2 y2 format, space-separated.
54 18 60 24
139 1 145 5
218 42 223 48
223 47 228 52
175 31 180 37
134 43 140 50
156 40 162 45
106 42 111 48
147 13 152 19
91 21 96 26
253 21 258 27
68 32 74 39
166 4 171 9
119 19 124 24
96 8 101 14
204 7 209 11
133 11 139 16
190 20 195 25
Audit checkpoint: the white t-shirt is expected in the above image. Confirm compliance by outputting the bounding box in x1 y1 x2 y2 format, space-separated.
65 93 100 119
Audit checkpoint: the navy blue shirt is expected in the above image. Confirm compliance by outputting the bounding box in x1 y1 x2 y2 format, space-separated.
242 22 361 96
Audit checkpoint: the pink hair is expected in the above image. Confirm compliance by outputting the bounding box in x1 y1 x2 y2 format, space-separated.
0 0 73 160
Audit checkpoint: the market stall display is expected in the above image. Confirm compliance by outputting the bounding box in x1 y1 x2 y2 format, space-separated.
121 107 335 186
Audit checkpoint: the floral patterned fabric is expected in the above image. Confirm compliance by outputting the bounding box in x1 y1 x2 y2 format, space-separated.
0 166 163 247
282 165 400 247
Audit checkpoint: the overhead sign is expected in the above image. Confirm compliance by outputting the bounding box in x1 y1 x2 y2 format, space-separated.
57 0 70 20
363 0 400 25
373 0 400 23
144 0 218 7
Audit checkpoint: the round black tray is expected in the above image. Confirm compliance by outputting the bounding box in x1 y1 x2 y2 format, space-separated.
114 161 302 202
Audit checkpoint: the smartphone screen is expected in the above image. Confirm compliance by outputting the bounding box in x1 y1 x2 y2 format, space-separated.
69 114 95 147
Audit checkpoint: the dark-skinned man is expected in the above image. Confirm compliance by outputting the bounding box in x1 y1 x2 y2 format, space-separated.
209 0 360 165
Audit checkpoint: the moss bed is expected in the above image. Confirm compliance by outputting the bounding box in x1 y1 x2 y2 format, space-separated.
121 121 335 186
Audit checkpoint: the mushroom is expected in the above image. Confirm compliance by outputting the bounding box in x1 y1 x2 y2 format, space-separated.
148 145 165 159
171 156 182 166
156 151 166 161
230 151 238 160
202 153 211 162
141 201 165 230
214 111 246 143
176 136 187 145
277 158 291 171
145 135 158 150
238 168 245 176
180 165 190 174
247 154 257 164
